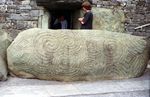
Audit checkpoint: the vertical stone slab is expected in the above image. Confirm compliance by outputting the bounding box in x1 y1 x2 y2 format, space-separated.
92 7 125 32
0 30 12 81
38 10 50 29
0 56 7 80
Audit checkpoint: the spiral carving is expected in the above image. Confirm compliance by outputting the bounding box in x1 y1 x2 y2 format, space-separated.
7 28 150 81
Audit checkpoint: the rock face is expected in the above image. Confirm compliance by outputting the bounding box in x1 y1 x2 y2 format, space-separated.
92 8 125 32
7 28 150 81
0 56 7 80
0 30 12 81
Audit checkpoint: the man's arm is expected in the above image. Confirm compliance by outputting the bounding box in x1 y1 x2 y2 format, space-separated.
78 17 84 24
82 12 91 24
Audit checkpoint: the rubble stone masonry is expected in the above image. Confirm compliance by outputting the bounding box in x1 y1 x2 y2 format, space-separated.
0 0 149 39
0 0 44 39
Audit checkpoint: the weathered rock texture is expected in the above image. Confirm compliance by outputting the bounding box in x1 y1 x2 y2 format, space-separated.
0 30 12 81
92 8 125 32
7 28 150 81
92 0 150 36
0 56 7 81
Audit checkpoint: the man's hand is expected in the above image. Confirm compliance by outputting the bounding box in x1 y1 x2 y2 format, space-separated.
78 17 83 21
78 17 84 24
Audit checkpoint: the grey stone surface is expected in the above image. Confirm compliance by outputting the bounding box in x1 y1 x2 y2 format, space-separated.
7 28 150 81
0 29 12 81
10 14 38 21
0 68 149 97
0 56 7 80
29 10 41 17
16 21 37 30
0 0 6 4
92 7 125 32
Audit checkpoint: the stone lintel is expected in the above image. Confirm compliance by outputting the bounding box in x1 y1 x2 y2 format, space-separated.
36 0 83 10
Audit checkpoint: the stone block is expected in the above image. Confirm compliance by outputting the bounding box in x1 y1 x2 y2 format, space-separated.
7 5 17 13
0 23 4 29
0 5 7 13
102 1 111 6
21 0 30 5
16 9 29 14
0 56 7 81
10 14 38 21
5 0 13 5
146 29 150 33
92 7 125 32
0 13 9 17
7 28 150 81
133 14 145 20
92 0 98 4
17 5 32 10
145 14 150 21
0 16 6 23
0 0 6 4
39 10 44 16
29 10 41 17
16 21 38 30
0 29 12 81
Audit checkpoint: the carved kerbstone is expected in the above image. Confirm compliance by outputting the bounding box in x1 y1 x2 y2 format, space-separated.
7 28 150 81
0 30 12 81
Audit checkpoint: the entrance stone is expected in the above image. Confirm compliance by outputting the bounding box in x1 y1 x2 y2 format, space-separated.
7 28 150 81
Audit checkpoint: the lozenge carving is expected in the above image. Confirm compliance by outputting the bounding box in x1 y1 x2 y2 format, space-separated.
7 28 150 81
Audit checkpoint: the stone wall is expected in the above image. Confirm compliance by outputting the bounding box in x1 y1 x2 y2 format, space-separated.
92 0 150 36
0 0 149 39
0 0 46 39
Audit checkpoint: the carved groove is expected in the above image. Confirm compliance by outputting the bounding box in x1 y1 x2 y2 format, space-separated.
7 28 150 81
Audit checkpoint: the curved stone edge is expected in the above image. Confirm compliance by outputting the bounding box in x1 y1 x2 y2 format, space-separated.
0 56 7 81
0 29 12 81
7 28 150 81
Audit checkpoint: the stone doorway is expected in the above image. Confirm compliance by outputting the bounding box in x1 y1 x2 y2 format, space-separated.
36 0 83 29
49 10 72 29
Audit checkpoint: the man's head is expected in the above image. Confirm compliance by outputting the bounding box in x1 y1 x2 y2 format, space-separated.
82 1 92 11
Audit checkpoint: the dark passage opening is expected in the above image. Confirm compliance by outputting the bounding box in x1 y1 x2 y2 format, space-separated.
49 10 72 29
36 0 83 29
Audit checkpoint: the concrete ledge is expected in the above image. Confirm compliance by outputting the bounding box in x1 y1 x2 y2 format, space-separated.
0 68 149 97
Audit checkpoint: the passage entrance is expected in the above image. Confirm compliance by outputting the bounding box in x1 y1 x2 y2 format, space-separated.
49 10 72 29
36 0 83 29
